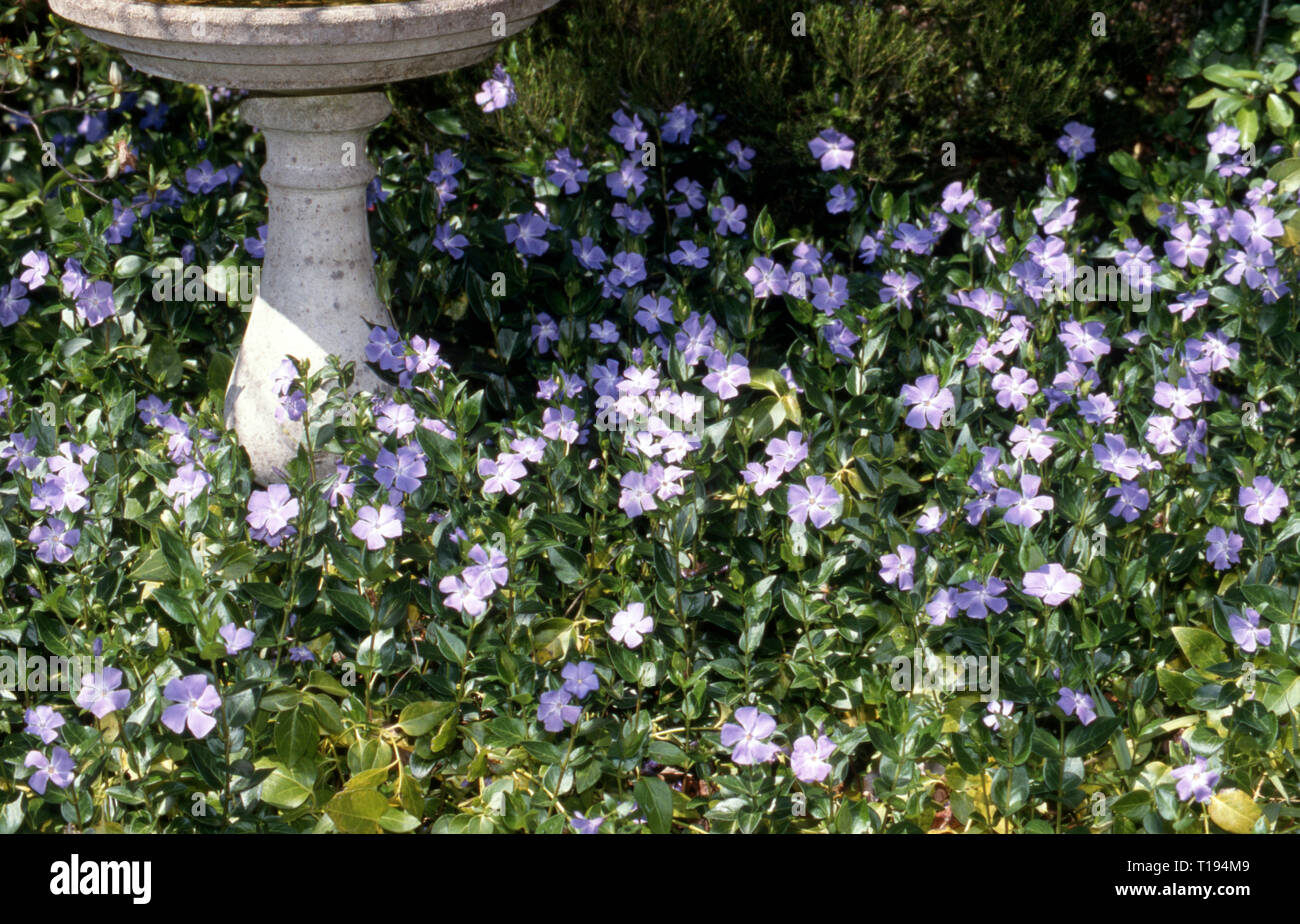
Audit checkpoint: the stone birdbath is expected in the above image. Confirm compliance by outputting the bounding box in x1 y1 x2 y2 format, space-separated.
48 0 560 482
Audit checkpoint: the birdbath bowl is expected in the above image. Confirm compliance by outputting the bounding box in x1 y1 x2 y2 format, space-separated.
48 0 559 481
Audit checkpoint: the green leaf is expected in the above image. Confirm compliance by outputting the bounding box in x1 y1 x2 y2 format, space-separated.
1267 158 1300 195
1208 789 1261 834
1260 671 1300 716
1108 151 1142 179
1202 64 1250 88
324 789 389 834
1266 93 1294 129
1171 626 1227 671
257 759 317 810
1065 717 1121 757
0 519 15 580
305 669 349 698
424 109 466 135
398 700 455 737
1187 87 1228 108
1239 583 1292 621
633 777 674 834
274 704 319 766
378 808 421 833
546 545 585 586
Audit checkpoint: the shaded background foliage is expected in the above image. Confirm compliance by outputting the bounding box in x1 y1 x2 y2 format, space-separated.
391 0 1207 227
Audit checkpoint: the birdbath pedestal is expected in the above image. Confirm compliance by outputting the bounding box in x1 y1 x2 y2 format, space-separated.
48 0 560 482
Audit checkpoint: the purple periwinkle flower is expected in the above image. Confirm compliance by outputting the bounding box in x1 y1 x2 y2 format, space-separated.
76 667 131 718
900 375 955 430
879 545 916 591
787 476 841 529
24 706 66 744
808 129 854 171
790 733 836 783
538 688 581 733
351 504 405 550
219 623 255 656
720 706 779 765
1171 757 1219 805
1239 476 1288 525
561 661 600 701
245 484 299 548
1022 563 1082 606
1229 607 1270 654
24 747 75 795
1056 121 1095 161
161 674 222 738
1056 687 1097 725
475 64 516 112
1204 526 1243 571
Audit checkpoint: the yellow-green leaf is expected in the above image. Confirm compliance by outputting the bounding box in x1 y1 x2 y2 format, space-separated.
324 789 389 833
1171 626 1227 671
1208 789 1261 834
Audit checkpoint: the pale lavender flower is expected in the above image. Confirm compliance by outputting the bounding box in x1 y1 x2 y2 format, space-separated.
24 747 75 795
900 375 955 430
1171 757 1218 804
1022 563 1082 605
475 64 516 112
1239 476 1288 525
1204 526 1243 571
611 602 654 649
808 129 854 171
161 674 221 738
997 474 1054 528
245 483 299 548
538 688 580 732
351 504 404 550
720 706 779 764
218 623 254 655
926 588 959 626
76 667 130 718
1056 687 1097 725
24 706 65 744
1229 607 1270 654
879 545 916 591
983 700 1016 731
790 733 836 783
787 476 841 529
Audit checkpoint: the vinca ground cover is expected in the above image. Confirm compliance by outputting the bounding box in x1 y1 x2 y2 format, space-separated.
2 0 1300 835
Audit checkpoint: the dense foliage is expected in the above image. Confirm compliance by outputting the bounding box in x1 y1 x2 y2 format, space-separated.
1 0 1299 834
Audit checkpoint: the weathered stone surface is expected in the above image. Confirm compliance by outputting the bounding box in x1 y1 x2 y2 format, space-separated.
49 0 561 481
48 0 558 91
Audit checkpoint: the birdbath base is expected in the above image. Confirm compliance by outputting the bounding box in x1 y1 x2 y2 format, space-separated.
225 91 394 483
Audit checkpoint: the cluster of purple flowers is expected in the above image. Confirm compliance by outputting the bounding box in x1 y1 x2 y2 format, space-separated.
537 661 599 733
439 543 509 618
